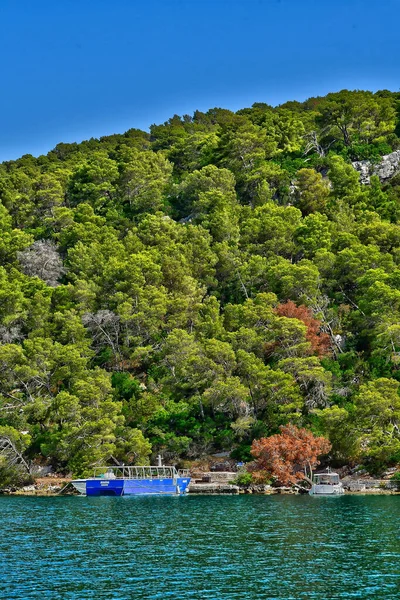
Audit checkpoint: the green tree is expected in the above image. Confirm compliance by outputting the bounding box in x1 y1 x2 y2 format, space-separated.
328 155 360 198
353 378 400 470
317 90 396 146
293 168 330 215
172 164 236 217
67 152 119 212
118 149 173 214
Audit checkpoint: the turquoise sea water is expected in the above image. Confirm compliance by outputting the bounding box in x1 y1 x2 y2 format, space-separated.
1 495 400 599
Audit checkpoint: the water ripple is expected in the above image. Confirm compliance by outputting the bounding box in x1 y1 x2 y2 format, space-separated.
0 495 399 598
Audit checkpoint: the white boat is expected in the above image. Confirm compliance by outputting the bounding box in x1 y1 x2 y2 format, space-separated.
309 468 344 495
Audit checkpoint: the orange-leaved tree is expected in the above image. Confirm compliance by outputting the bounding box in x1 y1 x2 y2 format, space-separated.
250 424 331 486
275 300 330 357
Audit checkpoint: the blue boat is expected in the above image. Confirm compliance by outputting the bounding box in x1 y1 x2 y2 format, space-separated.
71 464 191 496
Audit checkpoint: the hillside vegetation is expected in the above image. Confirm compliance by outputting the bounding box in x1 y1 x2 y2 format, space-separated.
2 89 400 475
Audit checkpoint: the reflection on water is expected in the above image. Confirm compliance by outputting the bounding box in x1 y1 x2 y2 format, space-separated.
0 495 400 599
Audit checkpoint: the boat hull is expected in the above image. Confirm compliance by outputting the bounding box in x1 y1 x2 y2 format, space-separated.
71 479 87 495
71 476 191 496
309 484 344 495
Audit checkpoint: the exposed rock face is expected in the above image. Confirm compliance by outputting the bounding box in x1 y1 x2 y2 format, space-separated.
188 483 239 494
341 478 399 492
188 470 240 494
352 150 400 184
198 471 236 483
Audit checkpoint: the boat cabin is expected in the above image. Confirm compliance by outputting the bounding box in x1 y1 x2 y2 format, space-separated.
94 465 189 480
312 472 340 486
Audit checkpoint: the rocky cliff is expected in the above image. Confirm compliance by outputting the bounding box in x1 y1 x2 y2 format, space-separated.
352 150 400 184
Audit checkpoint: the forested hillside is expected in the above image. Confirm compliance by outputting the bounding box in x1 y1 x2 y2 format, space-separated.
2 89 400 476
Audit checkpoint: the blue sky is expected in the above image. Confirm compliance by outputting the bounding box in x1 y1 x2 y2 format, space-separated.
0 0 399 161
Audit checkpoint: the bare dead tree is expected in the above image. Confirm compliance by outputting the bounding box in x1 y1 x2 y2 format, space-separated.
18 240 66 287
303 129 336 158
0 437 31 473
0 326 23 345
82 310 121 365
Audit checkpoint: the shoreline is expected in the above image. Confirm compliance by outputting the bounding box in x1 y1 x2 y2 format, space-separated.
1 471 399 497
2 486 400 497
2 491 399 497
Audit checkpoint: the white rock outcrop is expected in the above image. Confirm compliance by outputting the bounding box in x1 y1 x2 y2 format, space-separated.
352 150 400 184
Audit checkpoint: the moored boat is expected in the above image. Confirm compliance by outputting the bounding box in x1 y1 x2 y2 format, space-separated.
309 468 344 495
72 465 191 496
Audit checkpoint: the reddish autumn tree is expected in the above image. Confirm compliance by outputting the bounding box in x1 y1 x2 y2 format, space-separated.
250 424 331 486
275 300 330 357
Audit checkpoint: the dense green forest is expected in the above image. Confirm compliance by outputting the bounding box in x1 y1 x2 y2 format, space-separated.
2 89 400 476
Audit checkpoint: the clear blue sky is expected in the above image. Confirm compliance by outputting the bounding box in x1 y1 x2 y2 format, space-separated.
0 0 399 162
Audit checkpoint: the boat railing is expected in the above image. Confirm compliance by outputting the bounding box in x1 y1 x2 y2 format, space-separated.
92 466 190 480
178 469 190 477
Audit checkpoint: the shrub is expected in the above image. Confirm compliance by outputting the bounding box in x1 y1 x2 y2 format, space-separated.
0 464 34 489
231 471 254 487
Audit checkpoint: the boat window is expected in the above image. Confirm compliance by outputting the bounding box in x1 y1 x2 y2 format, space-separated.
314 474 339 484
